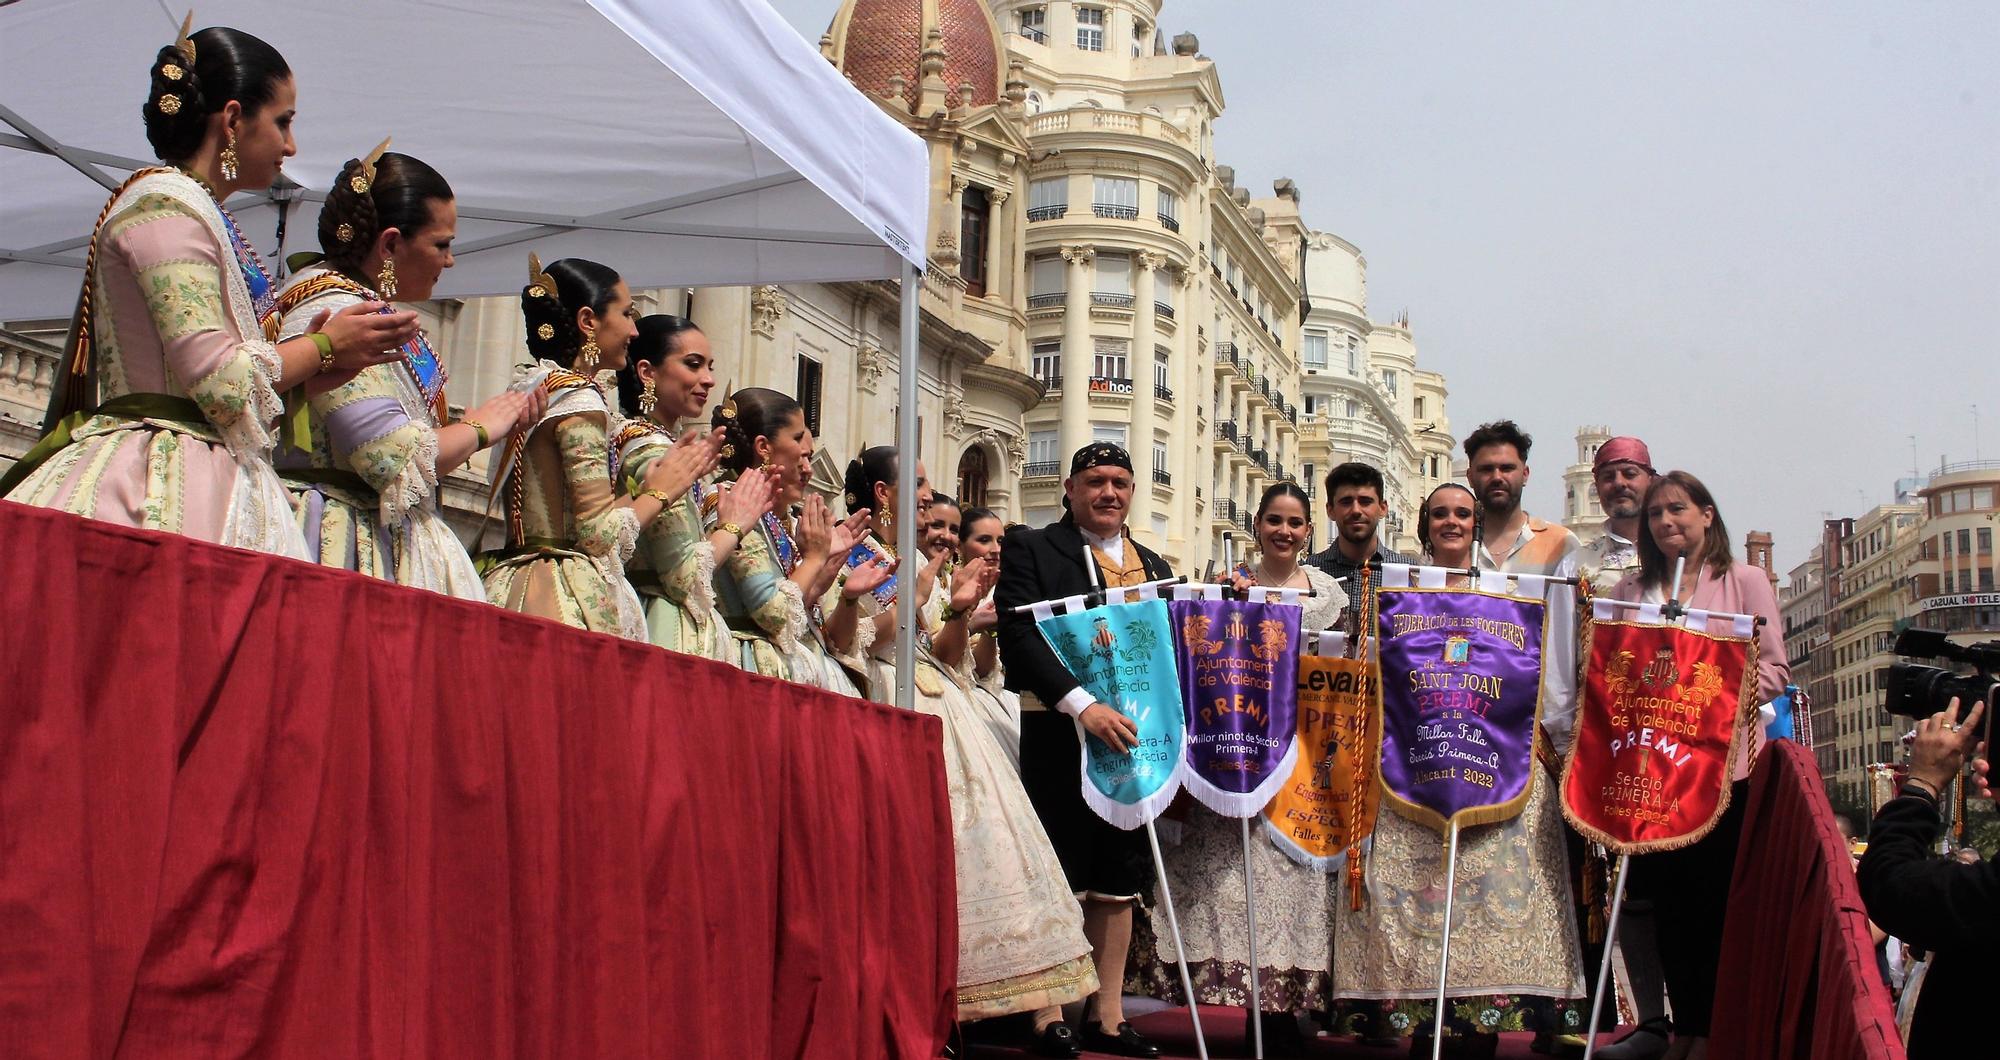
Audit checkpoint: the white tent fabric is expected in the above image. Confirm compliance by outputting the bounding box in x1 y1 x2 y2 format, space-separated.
1 0 931 709
0 0 927 320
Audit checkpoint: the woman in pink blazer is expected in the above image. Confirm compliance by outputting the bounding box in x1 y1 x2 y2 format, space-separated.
1610 470 1789 1060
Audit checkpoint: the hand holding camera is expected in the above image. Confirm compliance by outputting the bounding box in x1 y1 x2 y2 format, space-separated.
1908 697 1986 798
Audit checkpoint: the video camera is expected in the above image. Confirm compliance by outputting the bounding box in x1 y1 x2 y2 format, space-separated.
1886 628 2000 744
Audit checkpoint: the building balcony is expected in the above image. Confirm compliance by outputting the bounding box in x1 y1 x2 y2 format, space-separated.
1088 376 1134 396
1092 203 1139 220
1090 292 1135 308
1016 26 1048 44
1035 376 1060 394
1159 214 1180 233
1026 293 1064 310
1213 498 1238 525
1154 383 1175 403
1024 460 1061 479
1216 420 1239 443
1028 107 1195 148
1026 205 1067 222
1154 301 1175 321
1215 342 1239 364
1153 468 1172 485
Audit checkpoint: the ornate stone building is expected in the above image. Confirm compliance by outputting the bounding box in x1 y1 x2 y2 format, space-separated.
1294 231 1453 556
2 0 1454 575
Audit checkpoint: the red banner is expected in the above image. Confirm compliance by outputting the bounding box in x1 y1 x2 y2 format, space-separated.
1561 616 1758 853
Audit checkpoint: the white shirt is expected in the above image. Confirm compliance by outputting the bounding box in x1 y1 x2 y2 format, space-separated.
1057 524 1129 717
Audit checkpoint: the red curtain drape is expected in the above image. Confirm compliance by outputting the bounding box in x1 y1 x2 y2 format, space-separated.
0 501 956 1058
1711 740 1903 1060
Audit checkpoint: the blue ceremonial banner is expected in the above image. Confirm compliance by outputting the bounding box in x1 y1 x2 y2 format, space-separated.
1036 599 1188 829
1170 595 1303 816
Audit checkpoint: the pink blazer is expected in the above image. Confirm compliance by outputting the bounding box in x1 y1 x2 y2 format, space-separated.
1611 561 1790 781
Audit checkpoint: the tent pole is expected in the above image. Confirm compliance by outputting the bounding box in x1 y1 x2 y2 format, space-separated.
894 262 920 712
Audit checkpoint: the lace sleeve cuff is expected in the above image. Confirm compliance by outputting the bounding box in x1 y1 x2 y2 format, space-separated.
770 575 808 657
375 425 440 525
608 504 643 566
189 339 286 460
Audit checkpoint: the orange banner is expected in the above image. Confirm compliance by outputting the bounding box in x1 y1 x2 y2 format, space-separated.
1561 618 1758 853
1261 655 1381 871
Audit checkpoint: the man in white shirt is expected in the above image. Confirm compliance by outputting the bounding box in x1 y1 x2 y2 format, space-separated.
1577 436 1655 595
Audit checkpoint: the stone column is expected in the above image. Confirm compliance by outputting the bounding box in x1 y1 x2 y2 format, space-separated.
1130 252 1162 528
987 188 1012 302
1059 244 1095 460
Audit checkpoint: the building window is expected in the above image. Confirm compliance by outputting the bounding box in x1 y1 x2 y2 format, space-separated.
1028 254 1064 308
1075 6 1104 51
1346 334 1360 373
1026 430 1059 478
957 445 989 507
1152 440 1169 478
1093 423 1128 447
1093 176 1139 219
796 355 823 436
1303 330 1328 369
1093 251 1132 305
1414 396 1426 419
1382 370 1398 397
1031 342 1062 389
1092 338 1130 388
1154 272 1176 318
1961 528 1973 554
1027 90 1043 114
1346 398 1360 418
1017 5 1047 44
1154 346 1172 400
1157 187 1180 231
1303 395 1315 415
958 185 990 297
1132 21 1147 57
1981 527 1993 553
1028 177 1067 221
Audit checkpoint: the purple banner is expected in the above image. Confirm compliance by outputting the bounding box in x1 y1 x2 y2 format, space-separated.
1375 586 1547 832
1170 597 1302 817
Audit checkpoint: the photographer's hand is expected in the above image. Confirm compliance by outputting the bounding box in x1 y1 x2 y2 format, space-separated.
1908 697 1985 796
1973 742 1992 803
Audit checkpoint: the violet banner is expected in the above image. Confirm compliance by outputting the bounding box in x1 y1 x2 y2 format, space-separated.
1170 597 1302 816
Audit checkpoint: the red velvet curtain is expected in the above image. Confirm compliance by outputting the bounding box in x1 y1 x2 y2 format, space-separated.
1711 740 1903 1060
0 501 956 1058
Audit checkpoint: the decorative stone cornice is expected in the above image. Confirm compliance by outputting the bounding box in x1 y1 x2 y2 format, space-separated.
749 285 787 339
854 340 888 393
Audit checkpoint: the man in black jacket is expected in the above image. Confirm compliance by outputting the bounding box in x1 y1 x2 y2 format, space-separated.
995 441 1172 1059
1857 697 1995 1058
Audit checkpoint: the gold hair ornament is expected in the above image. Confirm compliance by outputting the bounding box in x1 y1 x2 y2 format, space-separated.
536 323 556 341
526 252 558 301
350 136 391 195
174 10 197 64
157 94 182 115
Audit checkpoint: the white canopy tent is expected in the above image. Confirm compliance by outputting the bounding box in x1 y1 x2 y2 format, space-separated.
1 0 932 707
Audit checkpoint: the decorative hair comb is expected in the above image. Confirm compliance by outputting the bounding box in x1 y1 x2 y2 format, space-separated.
526 252 558 301
174 10 197 64
349 136 391 195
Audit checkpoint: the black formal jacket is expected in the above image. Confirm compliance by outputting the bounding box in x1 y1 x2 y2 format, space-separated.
995 516 1174 708
1856 790 1999 1058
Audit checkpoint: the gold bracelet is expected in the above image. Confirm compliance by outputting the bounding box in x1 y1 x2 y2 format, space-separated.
461 417 490 449
641 487 674 504
717 521 746 540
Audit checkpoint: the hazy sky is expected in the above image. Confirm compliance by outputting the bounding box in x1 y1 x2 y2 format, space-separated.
767 0 1999 572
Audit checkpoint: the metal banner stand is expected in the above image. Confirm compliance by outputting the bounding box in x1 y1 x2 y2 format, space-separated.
1241 817 1264 1059
1580 854 1633 1060
1147 819 1211 1060
1582 552 1686 1059
1429 820 1462 1060
1077 544 1206 1059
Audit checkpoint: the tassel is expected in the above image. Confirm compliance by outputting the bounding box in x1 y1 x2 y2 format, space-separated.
1347 846 1365 911
1583 844 1608 944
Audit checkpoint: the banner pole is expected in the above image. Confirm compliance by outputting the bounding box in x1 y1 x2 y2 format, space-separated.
1147 818 1210 1060
1240 816 1264 1059
1430 821 1460 1060
1581 853 1633 1060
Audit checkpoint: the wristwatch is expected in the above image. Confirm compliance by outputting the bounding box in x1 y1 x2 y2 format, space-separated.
642 487 674 504
717 521 746 540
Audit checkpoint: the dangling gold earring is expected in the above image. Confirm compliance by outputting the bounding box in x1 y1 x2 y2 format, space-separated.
219 130 240 182
881 506 895 537
637 375 657 417
577 337 601 372
376 258 399 300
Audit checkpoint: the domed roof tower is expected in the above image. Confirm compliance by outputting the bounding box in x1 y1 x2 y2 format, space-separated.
824 0 1006 115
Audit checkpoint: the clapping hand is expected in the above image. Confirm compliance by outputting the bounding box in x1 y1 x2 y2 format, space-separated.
948 555 996 615
642 426 722 502
795 493 835 560
827 507 873 557
717 466 775 528
842 551 895 601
